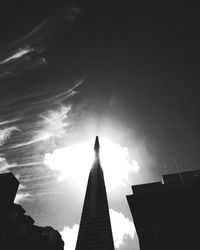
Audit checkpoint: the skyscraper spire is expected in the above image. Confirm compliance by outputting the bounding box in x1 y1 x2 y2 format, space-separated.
94 135 100 152
94 136 100 159
75 136 115 250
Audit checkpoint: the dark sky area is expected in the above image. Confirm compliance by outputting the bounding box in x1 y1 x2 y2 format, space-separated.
0 1 200 249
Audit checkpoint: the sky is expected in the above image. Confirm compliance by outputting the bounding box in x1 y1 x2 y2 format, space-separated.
0 1 200 250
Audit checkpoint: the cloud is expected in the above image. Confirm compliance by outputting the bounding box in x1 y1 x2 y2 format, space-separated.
60 209 135 250
0 80 82 191
12 162 43 168
6 103 72 150
0 126 19 146
0 157 17 172
39 104 71 138
18 183 26 190
20 79 83 107
61 224 79 250
0 45 45 78
44 138 140 190
7 138 50 149
0 5 81 79
35 80 83 105
22 173 58 182
0 119 20 126
14 192 31 204
0 45 34 65
5 104 71 148
21 5 80 47
109 209 135 249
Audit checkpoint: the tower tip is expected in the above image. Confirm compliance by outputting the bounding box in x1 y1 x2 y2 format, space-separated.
94 136 100 152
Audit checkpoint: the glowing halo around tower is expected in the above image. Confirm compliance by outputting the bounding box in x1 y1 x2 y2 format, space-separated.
44 138 140 190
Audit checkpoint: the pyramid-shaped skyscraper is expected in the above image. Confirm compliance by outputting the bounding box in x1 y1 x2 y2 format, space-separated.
75 136 115 250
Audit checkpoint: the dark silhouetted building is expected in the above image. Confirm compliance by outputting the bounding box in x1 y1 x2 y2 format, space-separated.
75 136 115 250
0 172 64 250
127 169 200 250
0 173 19 219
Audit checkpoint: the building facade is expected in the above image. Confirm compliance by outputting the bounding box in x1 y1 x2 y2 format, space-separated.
127 169 200 250
0 172 64 250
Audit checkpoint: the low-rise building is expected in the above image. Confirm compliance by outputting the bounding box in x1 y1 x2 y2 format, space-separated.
127 170 200 250
0 172 64 250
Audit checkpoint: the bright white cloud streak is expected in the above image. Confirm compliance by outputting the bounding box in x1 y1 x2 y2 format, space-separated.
0 119 20 126
39 104 71 139
7 105 71 149
0 157 17 172
0 126 19 146
14 192 31 204
60 209 135 250
0 46 34 65
44 138 140 190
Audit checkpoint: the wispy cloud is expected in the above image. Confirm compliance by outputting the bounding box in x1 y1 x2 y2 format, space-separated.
0 5 80 79
39 104 71 138
14 192 31 204
0 3 82 200
0 119 20 126
4 103 71 150
0 45 34 65
31 80 83 106
18 183 26 190
0 77 83 191
0 46 46 79
20 5 80 47
0 157 17 172
31 191 61 198
22 173 58 182
7 134 57 149
0 126 19 146
13 162 43 168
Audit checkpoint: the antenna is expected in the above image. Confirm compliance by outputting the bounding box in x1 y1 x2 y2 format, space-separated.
174 158 184 184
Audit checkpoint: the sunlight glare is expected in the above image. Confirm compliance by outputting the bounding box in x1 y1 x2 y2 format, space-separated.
44 138 140 190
